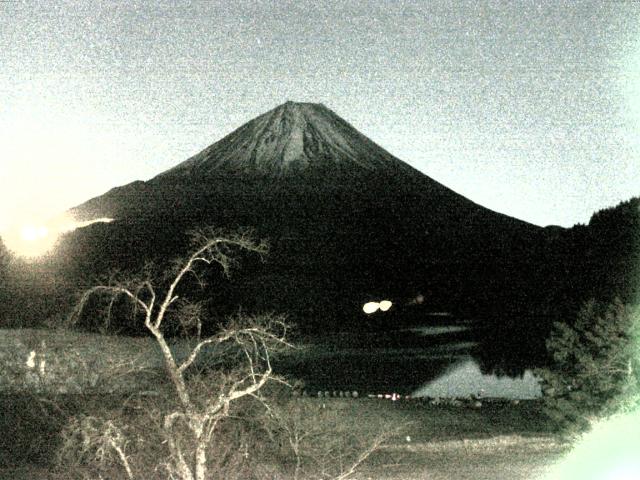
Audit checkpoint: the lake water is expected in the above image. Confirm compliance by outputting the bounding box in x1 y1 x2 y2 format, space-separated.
412 356 541 399
276 319 542 399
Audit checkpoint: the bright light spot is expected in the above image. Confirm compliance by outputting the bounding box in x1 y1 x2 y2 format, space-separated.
20 224 48 242
26 351 35 369
363 299 393 314
544 410 640 480
363 302 380 314
602 463 640 480
0 107 149 239
2 213 113 259
379 300 393 312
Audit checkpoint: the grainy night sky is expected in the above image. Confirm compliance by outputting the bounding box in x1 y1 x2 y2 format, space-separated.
1 0 639 231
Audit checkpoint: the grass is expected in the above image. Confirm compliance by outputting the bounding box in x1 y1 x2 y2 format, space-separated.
0 394 568 479
353 400 566 480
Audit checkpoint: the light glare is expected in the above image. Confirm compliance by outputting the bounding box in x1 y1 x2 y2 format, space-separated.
544 410 640 480
363 300 393 314
20 225 44 242
379 300 392 311
3 214 114 259
363 302 380 314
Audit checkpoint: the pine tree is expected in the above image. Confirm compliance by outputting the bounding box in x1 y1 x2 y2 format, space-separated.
537 299 639 432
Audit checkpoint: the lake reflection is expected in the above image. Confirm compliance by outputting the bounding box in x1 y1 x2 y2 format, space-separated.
411 325 471 336
275 319 542 397
413 356 541 399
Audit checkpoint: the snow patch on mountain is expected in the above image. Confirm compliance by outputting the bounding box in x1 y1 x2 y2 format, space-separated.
157 101 410 178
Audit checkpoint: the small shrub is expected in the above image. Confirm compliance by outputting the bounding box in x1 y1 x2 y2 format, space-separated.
0 393 73 467
55 388 282 480
260 398 404 480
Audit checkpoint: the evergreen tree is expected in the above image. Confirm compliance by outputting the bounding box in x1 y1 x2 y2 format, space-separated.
537 299 639 432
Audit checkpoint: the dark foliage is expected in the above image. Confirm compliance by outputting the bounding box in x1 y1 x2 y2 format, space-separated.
583 197 640 303
0 238 9 321
44 172 547 332
0 393 95 467
537 299 639 432
550 198 639 310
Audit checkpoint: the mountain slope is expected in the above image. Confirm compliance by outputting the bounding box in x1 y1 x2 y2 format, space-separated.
65 101 548 333
157 101 412 177
72 101 473 221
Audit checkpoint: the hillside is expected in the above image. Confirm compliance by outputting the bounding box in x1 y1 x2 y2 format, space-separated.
57 102 552 342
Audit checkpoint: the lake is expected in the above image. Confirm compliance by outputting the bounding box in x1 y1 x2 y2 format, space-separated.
275 318 542 399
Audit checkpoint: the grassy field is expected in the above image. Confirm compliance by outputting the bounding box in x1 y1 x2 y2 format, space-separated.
1 394 568 479
352 399 567 480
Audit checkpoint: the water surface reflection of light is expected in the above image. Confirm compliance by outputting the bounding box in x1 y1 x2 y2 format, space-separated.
413 357 541 399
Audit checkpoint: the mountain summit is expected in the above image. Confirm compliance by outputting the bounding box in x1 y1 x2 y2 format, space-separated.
157 101 409 178
67 101 546 335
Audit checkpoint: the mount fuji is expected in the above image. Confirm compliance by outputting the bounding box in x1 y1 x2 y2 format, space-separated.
65 101 550 332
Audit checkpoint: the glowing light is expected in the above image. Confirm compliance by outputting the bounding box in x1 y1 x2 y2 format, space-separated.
26 351 36 369
2 213 114 259
20 224 48 242
544 410 640 480
363 302 380 314
363 299 393 314
602 463 640 480
379 300 392 311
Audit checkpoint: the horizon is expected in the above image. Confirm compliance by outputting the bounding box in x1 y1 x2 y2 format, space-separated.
1 1 639 233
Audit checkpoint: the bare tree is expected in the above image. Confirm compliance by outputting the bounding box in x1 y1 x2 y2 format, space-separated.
69 228 292 480
261 400 403 480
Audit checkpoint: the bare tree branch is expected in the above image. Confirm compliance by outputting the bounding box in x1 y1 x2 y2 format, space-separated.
334 430 392 480
70 228 283 480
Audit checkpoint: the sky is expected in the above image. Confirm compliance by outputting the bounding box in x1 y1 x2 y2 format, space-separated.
1 0 639 232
